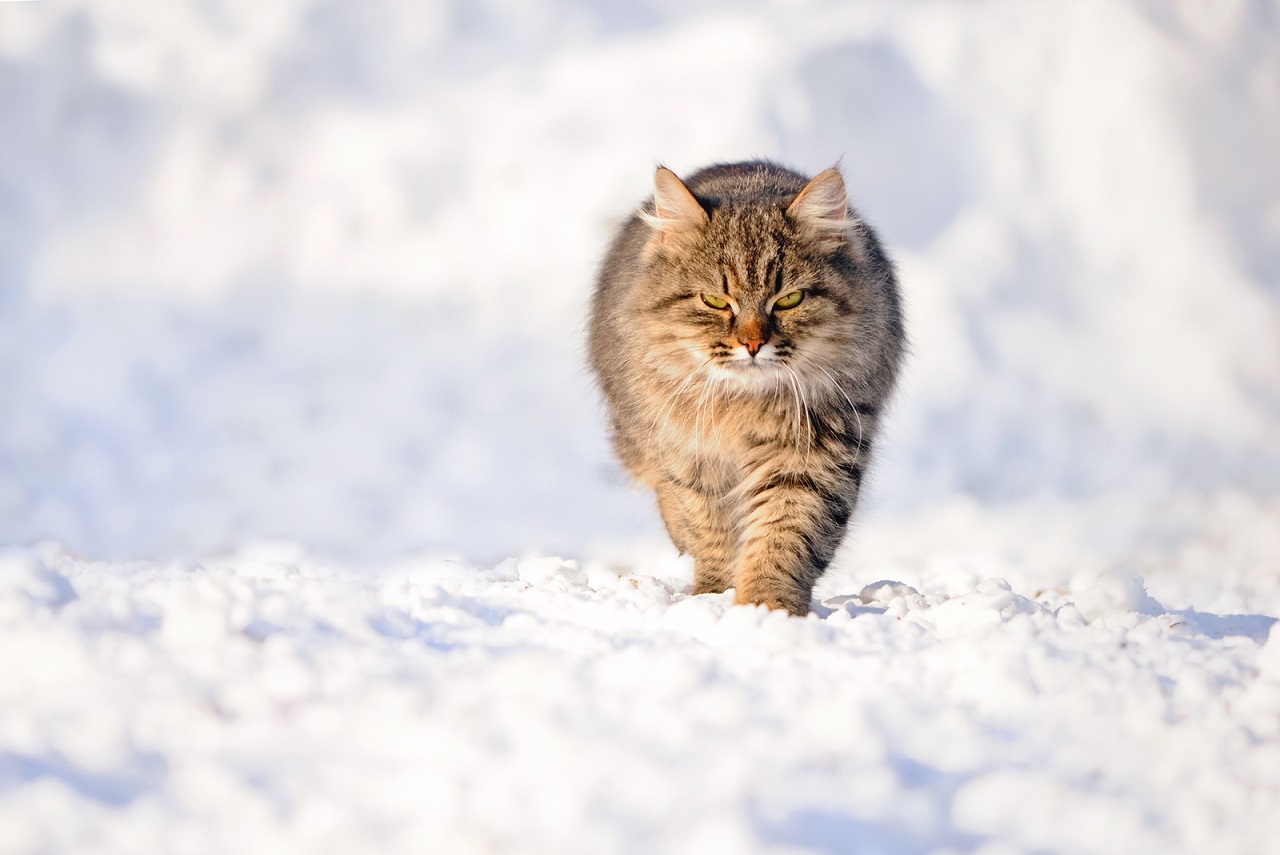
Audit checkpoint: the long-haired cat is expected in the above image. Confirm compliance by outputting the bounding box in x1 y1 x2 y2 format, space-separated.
589 161 905 615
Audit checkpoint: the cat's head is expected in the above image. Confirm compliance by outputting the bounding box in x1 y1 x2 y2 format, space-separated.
634 165 873 395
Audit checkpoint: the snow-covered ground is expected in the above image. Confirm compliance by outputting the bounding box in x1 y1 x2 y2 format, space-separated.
5 505 1280 854
2 1 1279 852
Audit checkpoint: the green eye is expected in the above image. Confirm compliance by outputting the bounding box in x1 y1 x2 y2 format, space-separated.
701 293 730 310
774 290 804 310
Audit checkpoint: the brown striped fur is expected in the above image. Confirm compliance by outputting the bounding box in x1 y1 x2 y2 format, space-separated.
589 162 904 615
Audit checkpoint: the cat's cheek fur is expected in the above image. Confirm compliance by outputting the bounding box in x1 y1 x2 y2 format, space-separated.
589 161 905 616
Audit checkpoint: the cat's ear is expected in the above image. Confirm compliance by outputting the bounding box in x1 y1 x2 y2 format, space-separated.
787 168 864 256
787 168 850 230
642 167 709 243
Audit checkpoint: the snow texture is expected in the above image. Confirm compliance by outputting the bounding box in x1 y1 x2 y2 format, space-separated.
1 0 1279 853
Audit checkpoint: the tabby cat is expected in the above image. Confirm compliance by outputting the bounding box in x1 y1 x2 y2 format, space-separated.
589 161 904 615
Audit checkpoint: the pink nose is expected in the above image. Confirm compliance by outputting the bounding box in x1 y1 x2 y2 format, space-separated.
741 338 765 356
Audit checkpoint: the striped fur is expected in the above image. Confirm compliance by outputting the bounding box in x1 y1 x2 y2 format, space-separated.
589 162 905 615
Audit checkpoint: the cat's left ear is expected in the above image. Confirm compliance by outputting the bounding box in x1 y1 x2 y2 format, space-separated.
641 167 709 254
652 167 708 227
787 168 865 257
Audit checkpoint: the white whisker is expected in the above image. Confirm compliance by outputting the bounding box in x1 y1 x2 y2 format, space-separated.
810 361 864 450
786 365 813 467
782 368 799 451
647 357 712 455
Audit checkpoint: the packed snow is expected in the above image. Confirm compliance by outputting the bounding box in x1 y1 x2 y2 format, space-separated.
2 1 1279 853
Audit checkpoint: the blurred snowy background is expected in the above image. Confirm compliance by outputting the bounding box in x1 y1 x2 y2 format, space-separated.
2 0 1279 565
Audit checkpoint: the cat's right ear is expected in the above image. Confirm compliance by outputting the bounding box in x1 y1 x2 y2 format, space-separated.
641 167 708 250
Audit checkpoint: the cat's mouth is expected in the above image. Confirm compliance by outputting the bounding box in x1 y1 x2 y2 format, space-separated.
708 343 792 387
716 341 790 367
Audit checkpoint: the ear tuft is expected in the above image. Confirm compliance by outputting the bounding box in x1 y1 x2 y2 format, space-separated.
786 167 851 234
641 167 709 233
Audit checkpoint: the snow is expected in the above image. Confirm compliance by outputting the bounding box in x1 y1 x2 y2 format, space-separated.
5 528 1280 853
2 0 1280 852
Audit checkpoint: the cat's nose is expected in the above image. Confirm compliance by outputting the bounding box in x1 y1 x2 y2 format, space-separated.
740 337 766 356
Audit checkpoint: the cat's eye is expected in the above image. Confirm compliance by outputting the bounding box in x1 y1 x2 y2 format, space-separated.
774 290 805 310
701 293 731 310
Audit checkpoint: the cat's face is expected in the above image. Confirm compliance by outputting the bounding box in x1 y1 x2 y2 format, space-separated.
636 168 866 395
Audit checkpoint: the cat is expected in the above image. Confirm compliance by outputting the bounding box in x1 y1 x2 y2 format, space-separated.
589 161 905 615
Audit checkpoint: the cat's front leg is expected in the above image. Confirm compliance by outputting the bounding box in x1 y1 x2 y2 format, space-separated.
653 479 736 595
731 463 861 615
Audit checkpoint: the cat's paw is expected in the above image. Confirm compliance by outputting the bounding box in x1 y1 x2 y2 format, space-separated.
733 587 809 617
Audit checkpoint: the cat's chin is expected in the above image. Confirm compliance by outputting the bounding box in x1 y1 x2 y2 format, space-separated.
709 360 787 393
